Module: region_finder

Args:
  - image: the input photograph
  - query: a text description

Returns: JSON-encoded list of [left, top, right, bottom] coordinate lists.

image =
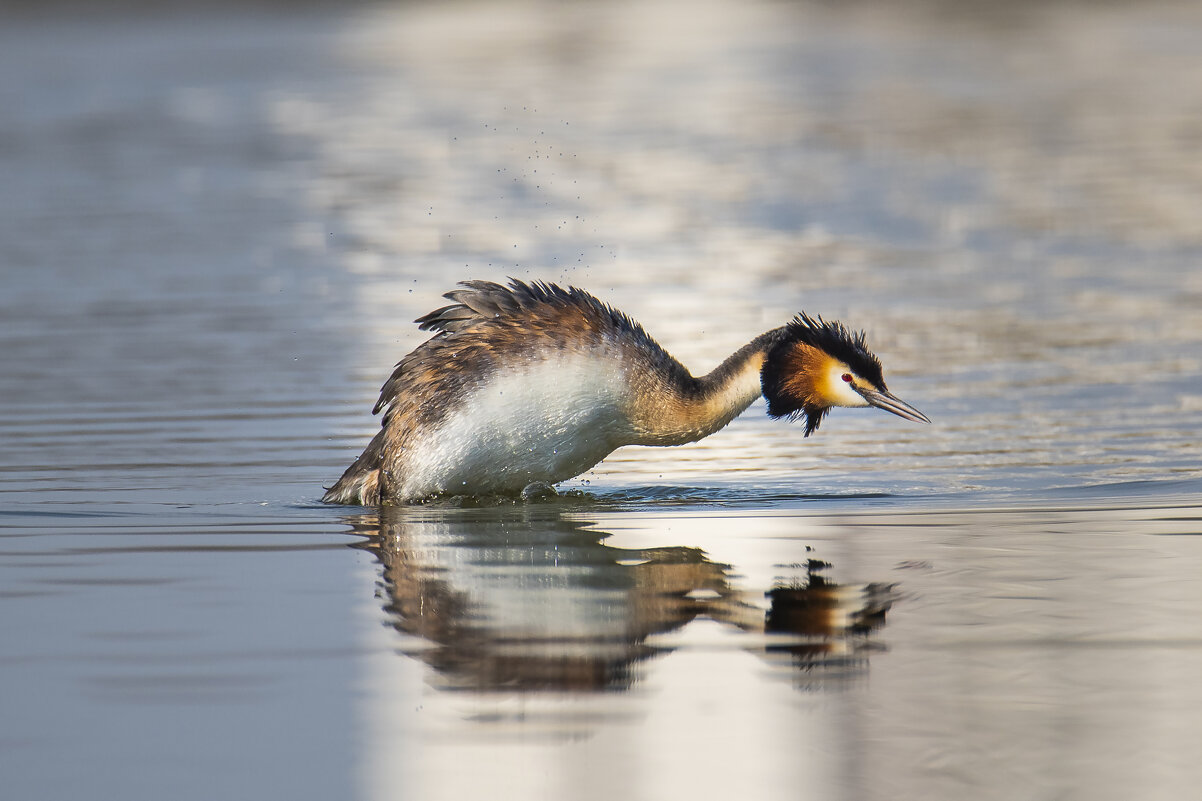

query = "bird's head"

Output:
[[761, 313, 930, 436]]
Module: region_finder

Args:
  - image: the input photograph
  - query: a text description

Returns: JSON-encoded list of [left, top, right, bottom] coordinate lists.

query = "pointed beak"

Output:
[[857, 387, 931, 424]]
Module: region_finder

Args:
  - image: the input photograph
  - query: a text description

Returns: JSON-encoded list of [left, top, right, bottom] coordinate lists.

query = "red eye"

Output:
[[841, 373, 853, 383]]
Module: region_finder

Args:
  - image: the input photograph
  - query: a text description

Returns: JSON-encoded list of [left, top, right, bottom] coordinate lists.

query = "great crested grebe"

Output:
[[323, 279, 929, 505]]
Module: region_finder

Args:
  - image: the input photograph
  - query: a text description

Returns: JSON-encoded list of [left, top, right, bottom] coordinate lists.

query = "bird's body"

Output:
[[323, 279, 927, 505]]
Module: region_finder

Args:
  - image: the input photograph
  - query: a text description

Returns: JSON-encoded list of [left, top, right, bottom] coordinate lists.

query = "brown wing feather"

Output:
[[377, 278, 661, 418]]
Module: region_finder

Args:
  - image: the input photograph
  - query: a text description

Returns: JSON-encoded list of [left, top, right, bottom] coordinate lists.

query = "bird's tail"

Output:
[[322, 429, 386, 505]]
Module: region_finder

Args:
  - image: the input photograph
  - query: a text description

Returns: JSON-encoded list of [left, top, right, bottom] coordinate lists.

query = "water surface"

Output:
[[2, 2, 1201, 800]]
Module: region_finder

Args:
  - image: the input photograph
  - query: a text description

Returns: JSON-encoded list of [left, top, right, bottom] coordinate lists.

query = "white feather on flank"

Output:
[[395, 356, 637, 499]]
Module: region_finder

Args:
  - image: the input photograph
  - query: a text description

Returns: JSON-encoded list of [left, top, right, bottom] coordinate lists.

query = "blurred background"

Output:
[[2, 1, 1201, 800], [4, 0, 1201, 501]]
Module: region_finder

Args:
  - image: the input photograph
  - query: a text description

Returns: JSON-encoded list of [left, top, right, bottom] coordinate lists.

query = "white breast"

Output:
[[396, 356, 635, 498]]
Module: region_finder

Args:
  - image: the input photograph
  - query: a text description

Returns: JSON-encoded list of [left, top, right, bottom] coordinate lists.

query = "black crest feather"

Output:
[[786, 313, 884, 388], [799, 406, 830, 437]]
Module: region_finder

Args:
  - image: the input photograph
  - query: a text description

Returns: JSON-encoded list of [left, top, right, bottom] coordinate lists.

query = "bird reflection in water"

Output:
[[764, 560, 894, 686], [347, 506, 894, 693]]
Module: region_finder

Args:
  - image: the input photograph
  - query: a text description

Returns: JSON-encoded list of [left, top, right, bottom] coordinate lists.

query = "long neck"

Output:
[[629, 328, 786, 446]]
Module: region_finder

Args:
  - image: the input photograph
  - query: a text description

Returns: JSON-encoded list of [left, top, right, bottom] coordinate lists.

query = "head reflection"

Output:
[[348, 506, 892, 692], [763, 559, 894, 684]]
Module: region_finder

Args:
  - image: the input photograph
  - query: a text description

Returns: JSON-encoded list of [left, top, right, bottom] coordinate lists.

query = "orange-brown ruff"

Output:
[[323, 279, 929, 505]]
